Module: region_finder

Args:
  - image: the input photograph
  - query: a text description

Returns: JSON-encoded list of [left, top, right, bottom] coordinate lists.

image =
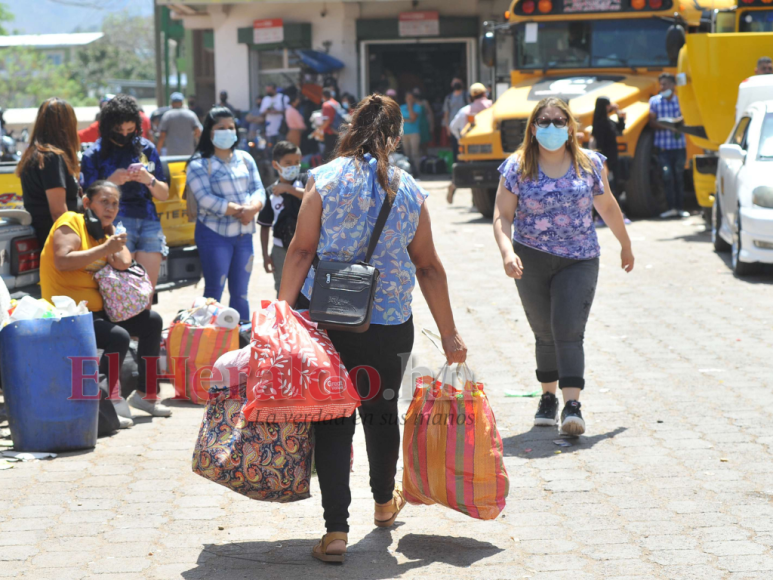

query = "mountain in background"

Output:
[[4, 0, 153, 35]]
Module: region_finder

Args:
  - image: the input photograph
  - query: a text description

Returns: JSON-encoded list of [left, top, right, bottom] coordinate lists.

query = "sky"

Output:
[[3, 0, 153, 35]]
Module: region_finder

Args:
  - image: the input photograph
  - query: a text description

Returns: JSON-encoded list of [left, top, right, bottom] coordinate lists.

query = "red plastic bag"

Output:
[[243, 300, 360, 423]]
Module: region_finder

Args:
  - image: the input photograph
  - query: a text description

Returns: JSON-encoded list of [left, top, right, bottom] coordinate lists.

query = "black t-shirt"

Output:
[[257, 173, 307, 243], [21, 152, 80, 221]]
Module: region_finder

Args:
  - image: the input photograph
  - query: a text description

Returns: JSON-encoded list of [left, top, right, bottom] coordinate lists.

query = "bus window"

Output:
[[715, 11, 736, 33], [739, 10, 773, 32], [514, 19, 670, 70]]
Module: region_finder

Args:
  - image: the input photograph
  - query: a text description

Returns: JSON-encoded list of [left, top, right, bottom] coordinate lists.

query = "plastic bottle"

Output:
[[114, 222, 126, 236]]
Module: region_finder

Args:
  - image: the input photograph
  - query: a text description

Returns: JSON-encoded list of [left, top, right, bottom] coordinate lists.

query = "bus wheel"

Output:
[[626, 129, 669, 218], [472, 187, 496, 219]]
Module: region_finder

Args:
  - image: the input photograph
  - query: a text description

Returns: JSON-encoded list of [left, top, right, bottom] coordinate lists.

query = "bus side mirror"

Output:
[[481, 31, 496, 68], [666, 25, 686, 63]]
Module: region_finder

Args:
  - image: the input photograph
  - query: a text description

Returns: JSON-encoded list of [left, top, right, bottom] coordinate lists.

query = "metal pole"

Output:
[[154, 2, 164, 108], [164, 29, 171, 104]]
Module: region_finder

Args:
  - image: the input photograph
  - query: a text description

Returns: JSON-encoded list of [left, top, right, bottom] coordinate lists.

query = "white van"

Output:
[[736, 75, 773, 123]]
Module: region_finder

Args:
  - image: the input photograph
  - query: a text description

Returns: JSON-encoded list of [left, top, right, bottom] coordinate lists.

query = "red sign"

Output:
[[399, 11, 440, 37], [253, 18, 283, 44]]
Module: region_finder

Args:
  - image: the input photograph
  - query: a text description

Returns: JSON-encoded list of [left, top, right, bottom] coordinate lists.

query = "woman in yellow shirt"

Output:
[[40, 181, 171, 424]]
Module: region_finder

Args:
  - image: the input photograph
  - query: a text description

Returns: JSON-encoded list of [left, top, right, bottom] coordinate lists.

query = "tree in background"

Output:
[[0, 1, 13, 36], [0, 47, 88, 107], [71, 10, 156, 97]]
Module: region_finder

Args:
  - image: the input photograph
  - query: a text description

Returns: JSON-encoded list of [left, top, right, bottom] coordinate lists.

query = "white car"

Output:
[[712, 100, 773, 276]]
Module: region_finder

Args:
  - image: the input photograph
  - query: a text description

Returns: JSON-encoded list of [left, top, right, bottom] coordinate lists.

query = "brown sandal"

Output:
[[312, 532, 347, 563], [374, 489, 406, 528]]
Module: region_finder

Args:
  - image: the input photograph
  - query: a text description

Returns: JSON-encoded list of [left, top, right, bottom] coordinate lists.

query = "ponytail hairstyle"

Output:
[[335, 93, 404, 201]]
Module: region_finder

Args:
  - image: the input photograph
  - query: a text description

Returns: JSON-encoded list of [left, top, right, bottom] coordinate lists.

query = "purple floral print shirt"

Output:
[[498, 149, 607, 260]]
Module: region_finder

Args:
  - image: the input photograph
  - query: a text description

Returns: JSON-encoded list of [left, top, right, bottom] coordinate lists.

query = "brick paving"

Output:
[[2, 181, 773, 579]]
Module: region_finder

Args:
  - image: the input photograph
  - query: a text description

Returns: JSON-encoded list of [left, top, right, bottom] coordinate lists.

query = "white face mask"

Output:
[[661, 89, 673, 99], [212, 129, 237, 150], [278, 164, 300, 181]]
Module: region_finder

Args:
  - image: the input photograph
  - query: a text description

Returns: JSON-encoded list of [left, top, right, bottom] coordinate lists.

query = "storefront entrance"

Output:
[[362, 40, 473, 102]]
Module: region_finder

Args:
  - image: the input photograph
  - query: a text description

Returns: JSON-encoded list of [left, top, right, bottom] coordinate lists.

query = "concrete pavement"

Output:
[[2, 180, 773, 579]]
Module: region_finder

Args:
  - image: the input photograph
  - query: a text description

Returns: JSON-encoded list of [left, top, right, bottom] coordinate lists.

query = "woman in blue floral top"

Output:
[[279, 94, 467, 563], [493, 97, 634, 437]]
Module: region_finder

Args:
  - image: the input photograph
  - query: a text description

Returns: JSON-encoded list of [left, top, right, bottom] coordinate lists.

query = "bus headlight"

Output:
[[752, 186, 773, 209]]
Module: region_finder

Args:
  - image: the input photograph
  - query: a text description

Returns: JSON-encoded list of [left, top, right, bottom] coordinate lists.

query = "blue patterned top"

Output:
[[498, 149, 606, 260], [300, 155, 429, 325]]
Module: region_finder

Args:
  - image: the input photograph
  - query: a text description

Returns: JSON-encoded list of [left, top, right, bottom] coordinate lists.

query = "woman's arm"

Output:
[[52, 226, 127, 272], [407, 203, 467, 364], [277, 178, 321, 306], [593, 166, 634, 273], [492, 177, 523, 279], [132, 167, 169, 201], [45, 188, 68, 223], [239, 154, 266, 225]]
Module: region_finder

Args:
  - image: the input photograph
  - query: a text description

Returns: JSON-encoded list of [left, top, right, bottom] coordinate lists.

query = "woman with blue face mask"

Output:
[[492, 97, 634, 437], [186, 106, 266, 320]]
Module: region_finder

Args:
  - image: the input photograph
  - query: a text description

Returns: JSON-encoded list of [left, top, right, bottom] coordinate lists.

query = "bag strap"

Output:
[[363, 170, 396, 264], [312, 164, 400, 268]]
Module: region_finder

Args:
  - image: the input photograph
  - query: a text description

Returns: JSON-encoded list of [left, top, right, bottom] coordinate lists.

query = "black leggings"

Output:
[[513, 241, 599, 390], [93, 309, 163, 398], [297, 295, 415, 533]]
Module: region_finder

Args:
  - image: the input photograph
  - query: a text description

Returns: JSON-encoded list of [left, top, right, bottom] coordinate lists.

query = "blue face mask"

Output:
[[661, 89, 673, 99], [535, 125, 569, 151], [212, 129, 237, 150]]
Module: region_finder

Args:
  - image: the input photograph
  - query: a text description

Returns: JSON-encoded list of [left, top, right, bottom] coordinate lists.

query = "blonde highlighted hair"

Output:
[[516, 97, 594, 182]]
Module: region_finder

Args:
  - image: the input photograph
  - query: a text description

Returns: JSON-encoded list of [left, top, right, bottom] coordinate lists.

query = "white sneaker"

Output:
[[127, 391, 172, 418], [118, 416, 134, 429], [112, 396, 133, 419], [678, 210, 690, 218], [659, 208, 678, 219]]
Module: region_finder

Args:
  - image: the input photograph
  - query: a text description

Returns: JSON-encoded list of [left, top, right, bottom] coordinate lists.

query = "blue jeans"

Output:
[[194, 222, 254, 321], [658, 148, 686, 211]]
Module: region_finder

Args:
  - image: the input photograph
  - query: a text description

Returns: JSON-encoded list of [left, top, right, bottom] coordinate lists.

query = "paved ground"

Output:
[[2, 180, 773, 579]]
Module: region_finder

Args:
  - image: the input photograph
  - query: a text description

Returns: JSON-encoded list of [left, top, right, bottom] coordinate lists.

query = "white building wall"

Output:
[[178, 0, 515, 110]]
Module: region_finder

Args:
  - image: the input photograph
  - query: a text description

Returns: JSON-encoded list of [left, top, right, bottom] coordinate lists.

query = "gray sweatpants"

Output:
[[513, 241, 599, 390]]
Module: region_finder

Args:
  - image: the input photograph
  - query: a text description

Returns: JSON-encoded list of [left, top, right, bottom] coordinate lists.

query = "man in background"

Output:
[[259, 84, 290, 147], [187, 95, 204, 122], [755, 56, 773, 75], [649, 73, 689, 219], [320, 88, 341, 163], [156, 92, 202, 156]]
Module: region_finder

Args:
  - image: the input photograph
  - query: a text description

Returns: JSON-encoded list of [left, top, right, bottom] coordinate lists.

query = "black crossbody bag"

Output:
[[308, 169, 399, 333]]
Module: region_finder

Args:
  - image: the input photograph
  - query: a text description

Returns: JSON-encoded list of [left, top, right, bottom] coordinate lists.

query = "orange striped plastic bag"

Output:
[[165, 322, 240, 404], [402, 364, 509, 520]]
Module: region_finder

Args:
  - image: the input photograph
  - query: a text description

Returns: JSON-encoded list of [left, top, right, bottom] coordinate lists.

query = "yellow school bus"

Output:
[[671, 1, 773, 216], [454, 0, 733, 218]]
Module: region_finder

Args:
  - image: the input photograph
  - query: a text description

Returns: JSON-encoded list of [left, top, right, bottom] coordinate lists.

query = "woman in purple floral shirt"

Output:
[[493, 97, 634, 436]]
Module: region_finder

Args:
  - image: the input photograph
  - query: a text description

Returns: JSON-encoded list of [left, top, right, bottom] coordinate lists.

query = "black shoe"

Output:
[[560, 400, 585, 436], [534, 392, 559, 426]]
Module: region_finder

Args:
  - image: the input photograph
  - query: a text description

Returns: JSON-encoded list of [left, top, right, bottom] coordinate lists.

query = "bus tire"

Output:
[[472, 187, 496, 219], [626, 129, 669, 218]]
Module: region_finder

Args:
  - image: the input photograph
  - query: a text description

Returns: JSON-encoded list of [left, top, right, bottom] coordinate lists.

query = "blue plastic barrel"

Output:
[[0, 313, 99, 452]]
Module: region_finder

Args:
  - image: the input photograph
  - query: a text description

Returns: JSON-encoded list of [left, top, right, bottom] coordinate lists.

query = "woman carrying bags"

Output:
[[279, 93, 467, 564], [493, 97, 634, 436], [18, 98, 82, 248], [81, 94, 170, 298], [186, 107, 265, 321]]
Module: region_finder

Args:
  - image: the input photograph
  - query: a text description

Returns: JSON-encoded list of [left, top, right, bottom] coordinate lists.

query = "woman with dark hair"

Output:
[[592, 96, 626, 198], [81, 94, 170, 298], [18, 98, 81, 247], [186, 106, 265, 320], [278, 93, 467, 563], [40, 180, 169, 423], [493, 97, 633, 437]]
